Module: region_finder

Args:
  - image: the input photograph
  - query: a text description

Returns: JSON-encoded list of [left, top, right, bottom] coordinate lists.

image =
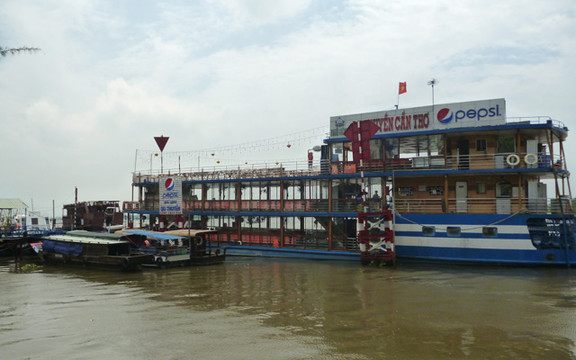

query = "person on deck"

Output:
[[372, 191, 381, 210]]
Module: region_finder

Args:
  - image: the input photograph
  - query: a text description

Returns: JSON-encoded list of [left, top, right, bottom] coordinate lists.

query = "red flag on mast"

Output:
[[398, 82, 407, 95]]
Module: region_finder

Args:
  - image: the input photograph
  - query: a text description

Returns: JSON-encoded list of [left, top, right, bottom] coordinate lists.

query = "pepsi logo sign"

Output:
[[436, 104, 502, 124], [436, 108, 453, 124], [164, 177, 175, 191]]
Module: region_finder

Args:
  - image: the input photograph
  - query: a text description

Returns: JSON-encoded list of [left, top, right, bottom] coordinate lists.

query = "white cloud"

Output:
[[208, 0, 312, 26], [1, 0, 575, 214]]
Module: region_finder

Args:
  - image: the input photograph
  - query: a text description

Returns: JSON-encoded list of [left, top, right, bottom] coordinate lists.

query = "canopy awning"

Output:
[[122, 230, 185, 240], [0, 199, 28, 210]]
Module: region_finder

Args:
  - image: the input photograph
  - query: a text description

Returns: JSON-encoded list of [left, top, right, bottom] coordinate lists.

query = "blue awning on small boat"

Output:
[[42, 239, 83, 256], [123, 230, 185, 240]]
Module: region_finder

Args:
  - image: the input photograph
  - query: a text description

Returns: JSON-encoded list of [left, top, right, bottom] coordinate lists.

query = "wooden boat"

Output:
[[122, 229, 226, 268], [34, 230, 154, 271], [62, 200, 123, 231]]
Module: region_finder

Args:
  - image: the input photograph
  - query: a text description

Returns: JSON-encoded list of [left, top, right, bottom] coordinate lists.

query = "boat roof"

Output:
[[164, 229, 217, 237], [121, 230, 185, 240], [0, 199, 28, 209], [45, 233, 130, 245], [66, 230, 137, 240], [325, 119, 568, 145], [119, 229, 216, 240]]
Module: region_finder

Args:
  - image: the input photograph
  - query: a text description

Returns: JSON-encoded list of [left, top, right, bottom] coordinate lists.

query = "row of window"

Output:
[[397, 182, 511, 197], [422, 226, 498, 237]]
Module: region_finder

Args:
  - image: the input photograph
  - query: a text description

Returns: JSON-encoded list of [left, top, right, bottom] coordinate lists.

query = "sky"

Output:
[[1, 0, 575, 217]]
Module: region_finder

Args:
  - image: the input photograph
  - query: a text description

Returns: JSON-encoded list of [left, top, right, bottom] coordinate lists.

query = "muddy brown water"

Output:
[[1, 257, 576, 359]]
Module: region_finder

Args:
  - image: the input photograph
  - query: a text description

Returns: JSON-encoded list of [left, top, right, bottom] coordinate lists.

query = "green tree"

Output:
[[0, 46, 41, 57]]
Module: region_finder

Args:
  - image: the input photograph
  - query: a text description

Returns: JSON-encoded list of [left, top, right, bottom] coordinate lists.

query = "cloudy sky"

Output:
[[1, 0, 575, 216]]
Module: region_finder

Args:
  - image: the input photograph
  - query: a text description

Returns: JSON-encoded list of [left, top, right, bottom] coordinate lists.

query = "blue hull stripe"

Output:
[[396, 231, 531, 240], [395, 245, 576, 265], [394, 212, 568, 225]]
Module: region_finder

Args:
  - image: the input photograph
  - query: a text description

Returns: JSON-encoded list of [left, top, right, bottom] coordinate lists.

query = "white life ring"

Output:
[[524, 153, 538, 165], [506, 154, 520, 166], [194, 236, 203, 246]]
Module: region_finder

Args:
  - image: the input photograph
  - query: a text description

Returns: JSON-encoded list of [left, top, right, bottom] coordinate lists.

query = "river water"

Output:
[[1, 256, 576, 360]]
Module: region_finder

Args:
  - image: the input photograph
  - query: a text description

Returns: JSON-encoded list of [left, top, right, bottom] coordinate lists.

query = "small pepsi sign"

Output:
[[159, 176, 182, 215]]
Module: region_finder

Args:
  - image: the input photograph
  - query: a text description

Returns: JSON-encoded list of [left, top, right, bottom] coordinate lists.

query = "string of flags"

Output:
[[135, 126, 328, 171]]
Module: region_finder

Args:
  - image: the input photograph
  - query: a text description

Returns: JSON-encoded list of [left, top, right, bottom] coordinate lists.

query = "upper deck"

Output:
[[132, 151, 565, 185], [133, 97, 568, 184], [326, 98, 567, 141], [129, 99, 571, 217]]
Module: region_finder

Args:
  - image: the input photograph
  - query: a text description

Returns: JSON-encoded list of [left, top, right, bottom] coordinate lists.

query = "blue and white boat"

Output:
[[122, 229, 226, 268], [1, 198, 53, 237], [126, 98, 575, 266]]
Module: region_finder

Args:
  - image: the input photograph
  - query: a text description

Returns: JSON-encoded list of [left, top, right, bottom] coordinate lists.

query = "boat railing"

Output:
[[0, 226, 54, 238], [332, 152, 563, 173], [180, 199, 331, 213], [133, 149, 564, 183], [393, 197, 572, 215], [213, 228, 331, 248], [140, 196, 572, 215], [506, 116, 567, 129], [143, 199, 331, 213], [133, 159, 331, 183]]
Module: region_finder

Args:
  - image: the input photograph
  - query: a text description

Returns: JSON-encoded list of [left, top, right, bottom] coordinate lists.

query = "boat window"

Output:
[[496, 181, 512, 198], [497, 136, 515, 153], [447, 226, 461, 237], [397, 187, 413, 196], [482, 227, 497, 237], [428, 186, 444, 195], [476, 182, 486, 194], [476, 139, 487, 152], [385, 138, 399, 158], [417, 136, 428, 156], [369, 139, 382, 159], [430, 135, 444, 155], [527, 218, 576, 250], [422, 226, 435, 236]]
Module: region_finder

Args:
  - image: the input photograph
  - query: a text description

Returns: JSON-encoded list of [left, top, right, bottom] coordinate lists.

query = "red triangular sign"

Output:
[[154, 136, 169, 152]]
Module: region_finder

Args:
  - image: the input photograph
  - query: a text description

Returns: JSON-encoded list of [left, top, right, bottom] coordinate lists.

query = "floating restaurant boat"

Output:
[[126, 98, 575, 266], [33, 230, 154, 271], [122, 229, 226, 268]]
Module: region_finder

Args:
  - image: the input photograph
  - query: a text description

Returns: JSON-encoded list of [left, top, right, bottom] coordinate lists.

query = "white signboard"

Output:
[[330, 98, 506, 138], [159, 176, 183, 215]]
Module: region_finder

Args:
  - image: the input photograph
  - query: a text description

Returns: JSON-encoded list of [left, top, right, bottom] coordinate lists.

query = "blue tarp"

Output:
[[42, 240, 83, 256]]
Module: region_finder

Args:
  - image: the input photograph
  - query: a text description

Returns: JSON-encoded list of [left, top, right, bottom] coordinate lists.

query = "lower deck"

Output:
[[129, 211, 576, 266]]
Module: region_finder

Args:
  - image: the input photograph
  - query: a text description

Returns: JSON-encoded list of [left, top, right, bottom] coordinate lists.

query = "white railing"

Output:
[[133, 159, 332, 183], [394, 197, 572, 215], [134, 197, 572, 215], [133, 151, 564, 183]]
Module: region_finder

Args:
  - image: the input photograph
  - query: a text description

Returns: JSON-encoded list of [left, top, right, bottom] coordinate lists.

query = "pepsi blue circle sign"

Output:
[[164, 177, 175, 191], [159, 176, 182, 214]]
